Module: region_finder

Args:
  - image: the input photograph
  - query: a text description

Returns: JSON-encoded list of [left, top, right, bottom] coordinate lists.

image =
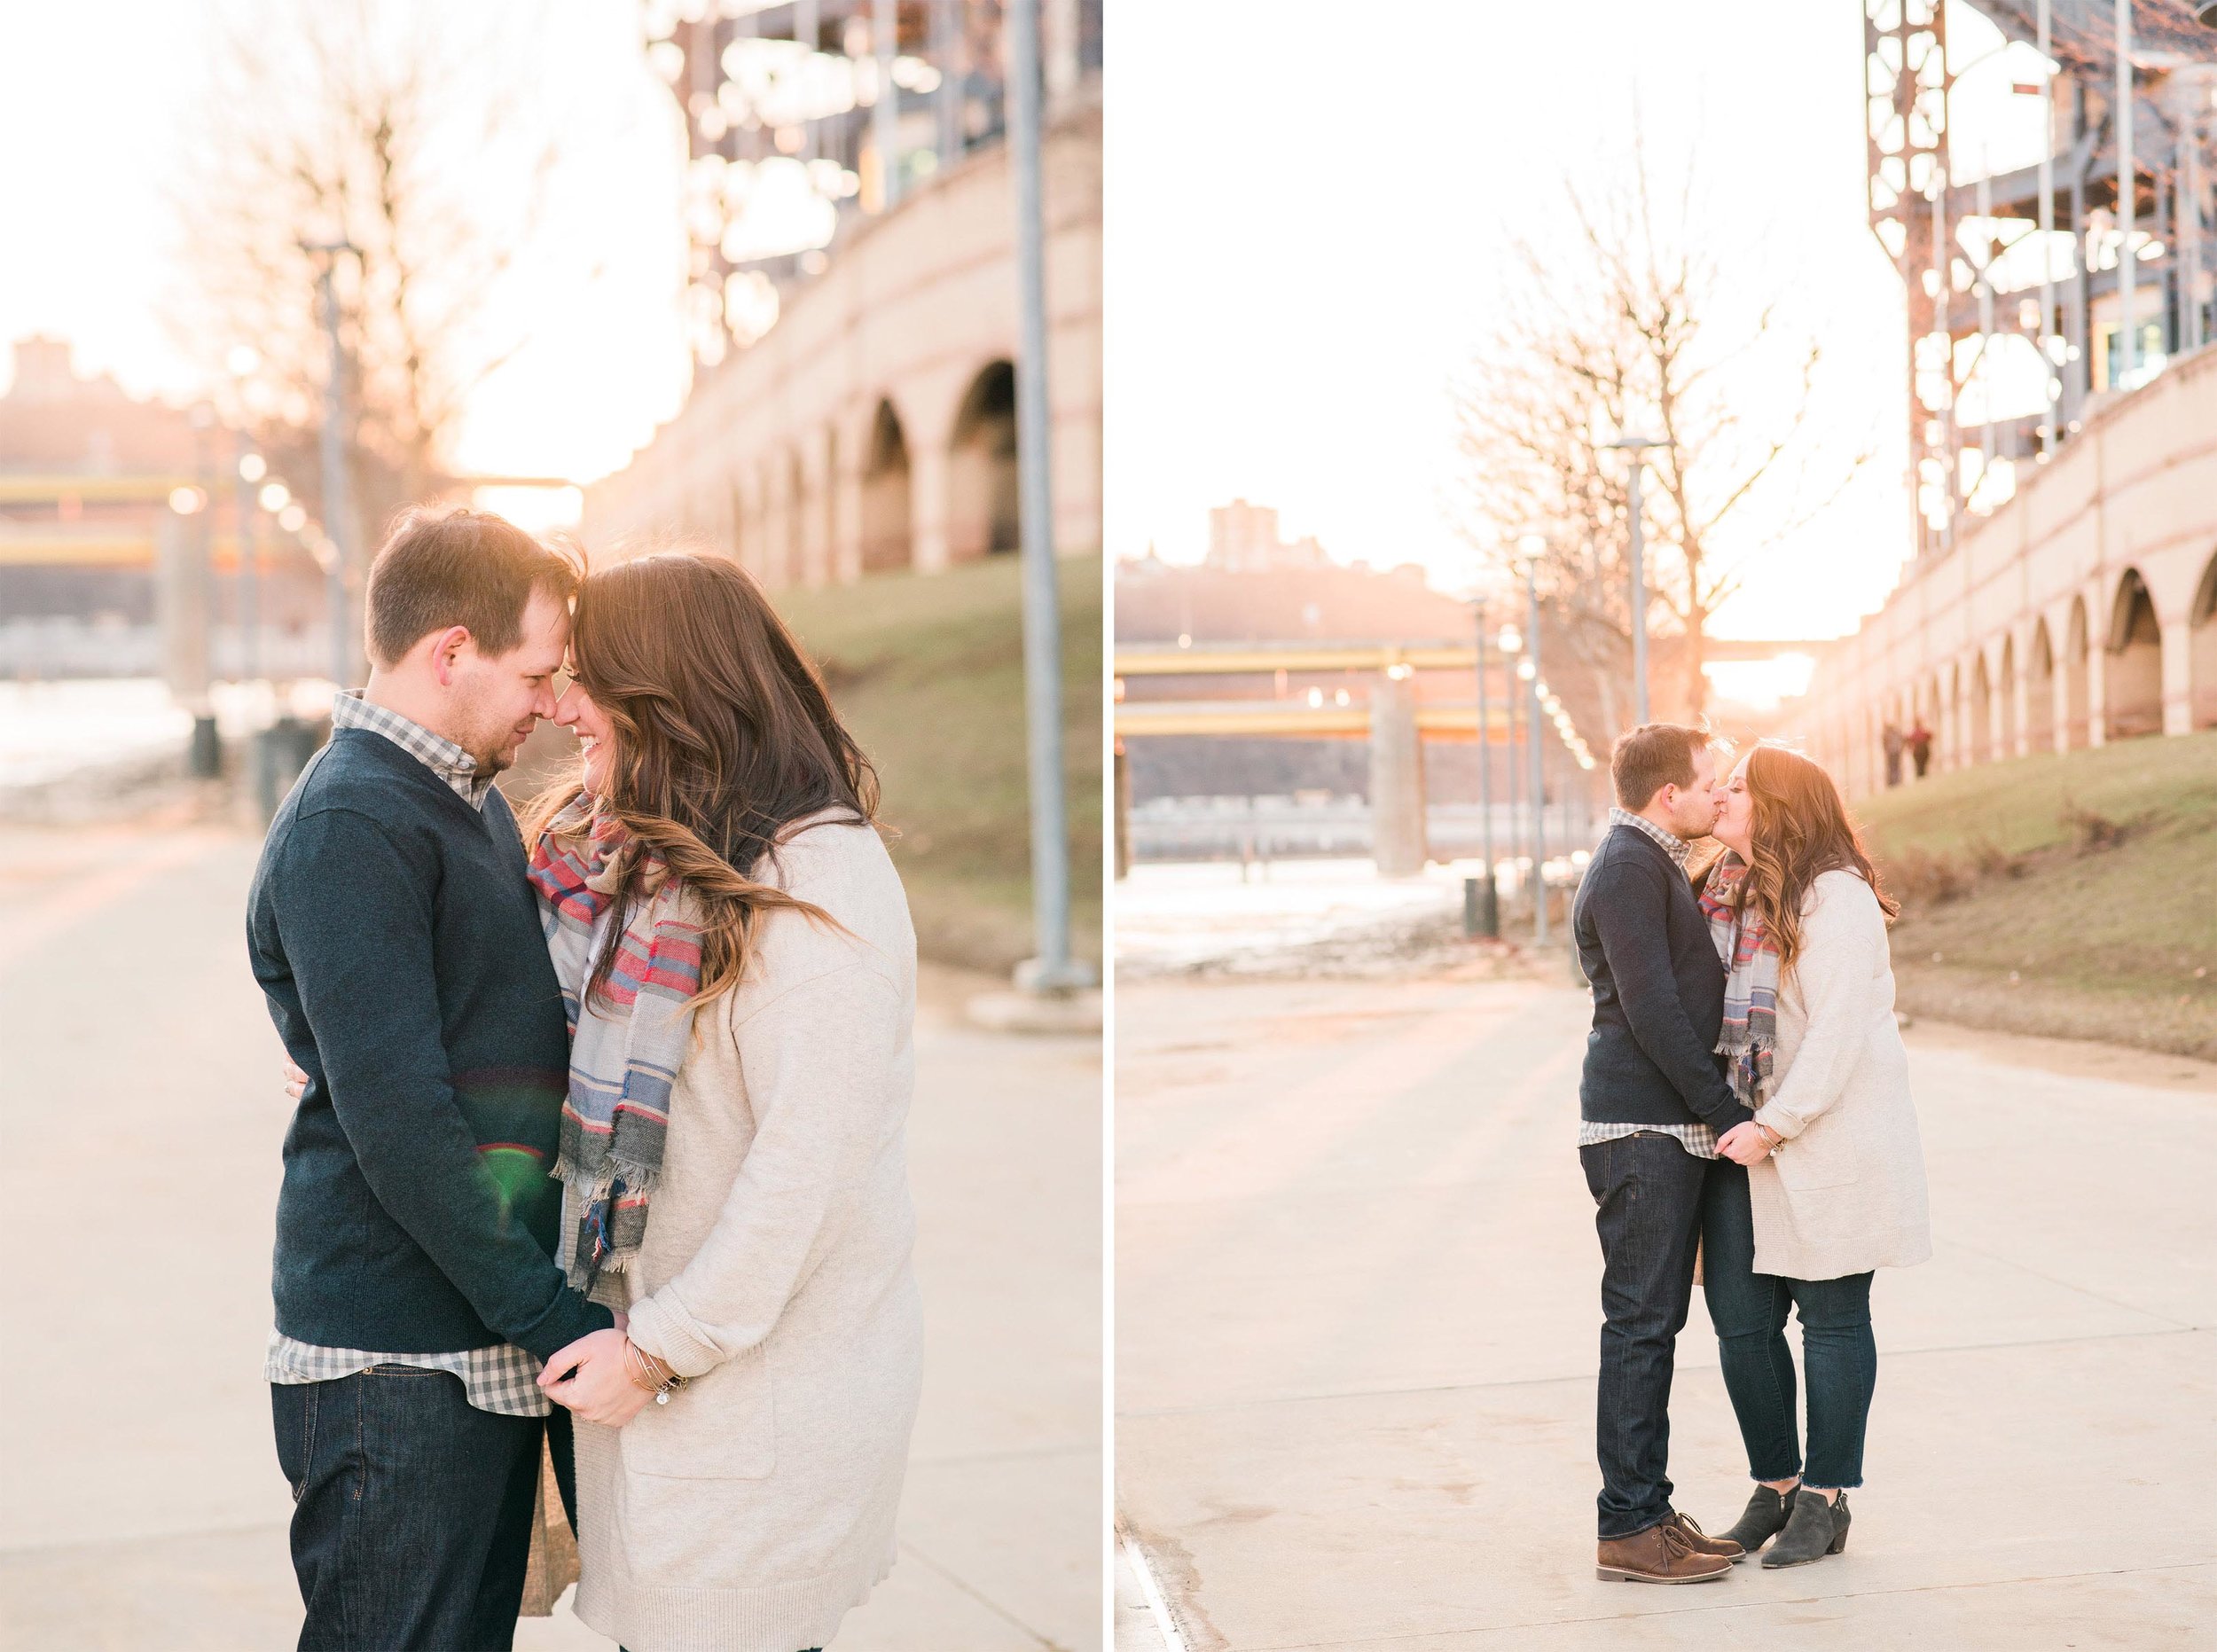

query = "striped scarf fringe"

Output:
[[527, 796, 705, 1307], [1698, 851, 1779, 1111]]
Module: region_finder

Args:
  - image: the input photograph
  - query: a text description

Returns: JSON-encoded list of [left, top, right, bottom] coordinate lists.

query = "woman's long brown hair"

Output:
[[523, 551, 879, 1008], [1727, 745, 1900, 976]]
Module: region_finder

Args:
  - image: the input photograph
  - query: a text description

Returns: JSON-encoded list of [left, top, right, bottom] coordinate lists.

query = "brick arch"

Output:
[[1970, 650, 1994, 764], [946, 358, 1020, 561], [2192, 547, 2217, 731], [2064, 595, 2091, 748], [859, 398, 913, 574], [2104, 567, 2165, 740], [2025, 616, 2056, 750]]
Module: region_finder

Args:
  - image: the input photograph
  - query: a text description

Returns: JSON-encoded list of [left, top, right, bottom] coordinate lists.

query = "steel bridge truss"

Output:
[[1868, 0, 2217, 566]]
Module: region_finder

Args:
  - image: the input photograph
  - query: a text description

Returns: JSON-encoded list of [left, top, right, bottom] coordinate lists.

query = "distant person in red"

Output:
[[1906, 722, 1933, 779]]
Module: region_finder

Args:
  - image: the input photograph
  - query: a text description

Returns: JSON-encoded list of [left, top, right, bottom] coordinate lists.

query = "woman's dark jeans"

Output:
[[1699, 1158, 1876, 1490]]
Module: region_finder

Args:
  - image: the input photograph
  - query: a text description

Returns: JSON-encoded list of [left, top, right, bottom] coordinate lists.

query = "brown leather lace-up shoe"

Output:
[[1667, 1511, 1745, 1562], [1594, 1518, 1735, 1584]]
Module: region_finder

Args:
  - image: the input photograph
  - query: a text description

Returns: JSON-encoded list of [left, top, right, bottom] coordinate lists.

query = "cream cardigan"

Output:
[[570, 817, 923, 1652], [1748, 870, 1933, 1281]]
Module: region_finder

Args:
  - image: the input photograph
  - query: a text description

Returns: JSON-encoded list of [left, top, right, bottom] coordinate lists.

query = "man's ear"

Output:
[[428, 625, 472, 689]]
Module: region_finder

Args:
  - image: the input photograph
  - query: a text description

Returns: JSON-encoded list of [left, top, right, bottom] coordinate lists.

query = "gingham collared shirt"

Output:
[[328, 689, 496, 810], [265, 692, 549, 1416], [1575, 808, 1720, 1162]]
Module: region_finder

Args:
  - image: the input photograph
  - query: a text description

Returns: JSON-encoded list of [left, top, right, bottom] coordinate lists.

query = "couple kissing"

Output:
[[1571, 724, 1932, 1584]]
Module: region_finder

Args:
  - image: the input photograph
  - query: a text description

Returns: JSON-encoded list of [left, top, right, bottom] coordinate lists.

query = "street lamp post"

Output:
[[1006, 0, 1089, 993], [1472, 599, 1499, 936], [235, 432, 260, 688], [2039, 0, 2059, 445], [873, 0, 899, 209], [302, 239, 361, 689], [1604, 435, 1663, 726], [1518, 534, 1549, 945], [2118, 0, 2136, 389], [1500, 622, 1524, 896]]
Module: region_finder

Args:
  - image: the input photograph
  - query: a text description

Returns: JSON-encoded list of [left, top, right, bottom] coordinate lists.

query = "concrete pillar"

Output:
[[756, 465, 784, 591], [2087, 635, 2109, 748], [905, 396, 958, 576], [799, 432, 834, 589], [155, 505, 211, 714], [909, 442, 946, 573], [1043, 0, 1083, 98], [2009, 635, 2033, 756], [739, 469, 770, 587], [2160, 615, 2194, 734], [1113, 740, 1131, 880], [831, 450, 865, 584], [1369, 674, 1427, 878]]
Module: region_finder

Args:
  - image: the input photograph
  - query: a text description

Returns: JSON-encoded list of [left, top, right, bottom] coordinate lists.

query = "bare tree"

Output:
[[1453, 137, 1866, 724], [162, 2, 569, 540]]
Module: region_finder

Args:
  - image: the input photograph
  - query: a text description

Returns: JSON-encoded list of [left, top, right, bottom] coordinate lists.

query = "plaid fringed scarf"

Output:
[[1698, 852, 1780, 1111], [526, 797, 704, 1307]]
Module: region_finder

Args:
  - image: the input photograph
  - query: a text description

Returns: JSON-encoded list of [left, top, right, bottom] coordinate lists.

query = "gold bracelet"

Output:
[[623, 1339, 660, 1394], [623, 1337, 688, 1403]]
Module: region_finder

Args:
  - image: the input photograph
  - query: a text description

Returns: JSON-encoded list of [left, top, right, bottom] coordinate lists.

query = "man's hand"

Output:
[[537, 1327, 654, 1428], [1717, 1122, 1773, 1165], [282, 1057, 309, 1101]]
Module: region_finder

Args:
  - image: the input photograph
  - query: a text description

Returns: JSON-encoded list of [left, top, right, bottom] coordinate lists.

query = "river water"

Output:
[[0, 678, 336, 789]]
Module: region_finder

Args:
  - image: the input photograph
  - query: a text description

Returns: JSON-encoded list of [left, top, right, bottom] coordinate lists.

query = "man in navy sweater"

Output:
[[1570, 724, 1761, 1585], [248, 509, 609, 1650]]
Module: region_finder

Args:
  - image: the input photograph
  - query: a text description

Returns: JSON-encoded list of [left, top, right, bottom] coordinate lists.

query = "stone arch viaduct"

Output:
[[1800, 347, 2217, 796], [581, 100, 1101, 584]]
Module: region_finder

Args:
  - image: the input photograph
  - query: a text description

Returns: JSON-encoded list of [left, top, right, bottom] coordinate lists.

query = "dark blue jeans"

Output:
[[272, 1367, 544, 1652], [1700, 1159, 1877, 1489], [1579, 1131, 1713, 1539]]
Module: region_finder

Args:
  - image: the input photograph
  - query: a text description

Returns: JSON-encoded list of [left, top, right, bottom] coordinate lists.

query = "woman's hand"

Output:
[[1716, 1121, 1774, 1165], [537, 1327, 655, 1428], [282, 1058, 308, 1101]]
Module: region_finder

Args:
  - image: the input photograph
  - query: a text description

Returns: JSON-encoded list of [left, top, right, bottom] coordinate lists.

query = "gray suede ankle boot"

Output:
[[1719, 1484, 1796, 1554], [1759, 1488, 1851, 1568]]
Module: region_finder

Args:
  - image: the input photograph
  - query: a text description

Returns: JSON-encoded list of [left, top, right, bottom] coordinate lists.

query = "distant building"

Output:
[[1204, 499, 1331, 574], [582, 3, 1101, 583], [0, 336, 322, 677]]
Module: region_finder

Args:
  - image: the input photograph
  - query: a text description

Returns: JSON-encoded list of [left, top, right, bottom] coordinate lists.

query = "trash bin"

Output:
[[188, 715, 222, 779], [254, 716, 327, 823]]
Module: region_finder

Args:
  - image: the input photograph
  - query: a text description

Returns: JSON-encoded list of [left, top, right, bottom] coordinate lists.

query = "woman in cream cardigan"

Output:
[[528, 552, 921, 1652], [1696, 744, 1931, 1571]]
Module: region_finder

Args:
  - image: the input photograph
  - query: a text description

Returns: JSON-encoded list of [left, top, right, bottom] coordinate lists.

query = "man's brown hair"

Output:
[[1610, 722, 1713, 810], [364, 506, 582, 669]]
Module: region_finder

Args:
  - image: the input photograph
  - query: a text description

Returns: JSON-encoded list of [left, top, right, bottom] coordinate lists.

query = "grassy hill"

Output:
[[772, 553, 1102, 975], [1850, 732, 2217, 1060]]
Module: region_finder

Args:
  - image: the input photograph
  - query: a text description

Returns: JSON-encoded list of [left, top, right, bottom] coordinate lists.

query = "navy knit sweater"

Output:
[[1570, 822, 1753, 1134], [247, 728, 612, 1363]]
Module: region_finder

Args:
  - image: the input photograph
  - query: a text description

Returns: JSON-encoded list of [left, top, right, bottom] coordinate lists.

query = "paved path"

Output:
[[0, 823, 1101, 1651], [1116, 972, 2217, 1650]]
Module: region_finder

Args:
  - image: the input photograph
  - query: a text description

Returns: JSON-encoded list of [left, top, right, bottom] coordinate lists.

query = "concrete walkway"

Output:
[[1116, 972, 2217, 1650], [0, 822, 1100, 1651]]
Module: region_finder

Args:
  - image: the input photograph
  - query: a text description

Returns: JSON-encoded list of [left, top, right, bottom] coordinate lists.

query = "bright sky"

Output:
[[6, 0, 2049, 603], [1105, 0, 2038, 643], [0, 0, 693, 505]]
